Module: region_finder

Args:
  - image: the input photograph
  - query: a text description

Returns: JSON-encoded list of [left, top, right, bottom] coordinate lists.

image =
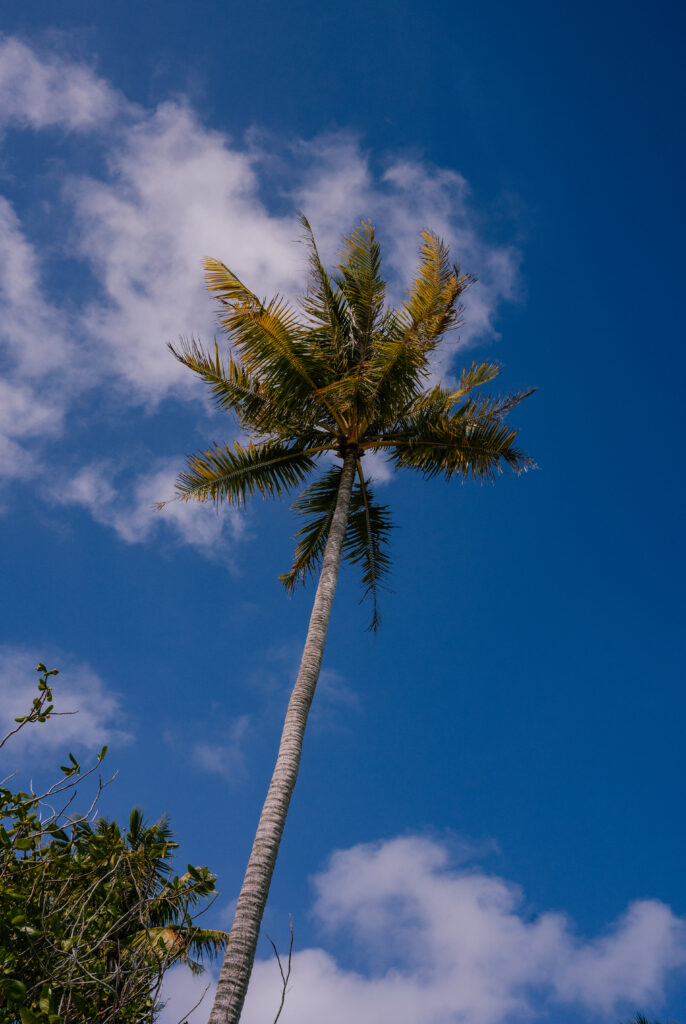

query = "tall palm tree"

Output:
[[165, 218, 534, 1023]]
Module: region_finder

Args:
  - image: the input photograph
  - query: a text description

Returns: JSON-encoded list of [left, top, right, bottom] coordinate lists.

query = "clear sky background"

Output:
[[1, 2, 685, 1022]]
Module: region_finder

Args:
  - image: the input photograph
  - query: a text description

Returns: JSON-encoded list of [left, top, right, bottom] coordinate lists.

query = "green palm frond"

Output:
[[203, 258, 262, 307], [333, 221, 386, 363], [380, 410, 534, 481], [453, 360, 502, 396], [279, 463, 392, 630], [399, 230, 474, 347], [396, 380, 534, 430], [299, 214, 350, 366], [279, 468, 341, 592], [362, 234, 475, 419], [169, 337, 318, 436], [171, 439, 325, 505], [344, 463, 393, 631], [204, 259, 344, 429]]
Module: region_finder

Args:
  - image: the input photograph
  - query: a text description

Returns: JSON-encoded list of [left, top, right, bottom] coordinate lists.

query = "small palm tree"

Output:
[[166, 218, 534, 1023]]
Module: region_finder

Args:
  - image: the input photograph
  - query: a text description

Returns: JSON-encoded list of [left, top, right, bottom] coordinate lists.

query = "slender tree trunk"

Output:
[[208, 449, 357, 1024]]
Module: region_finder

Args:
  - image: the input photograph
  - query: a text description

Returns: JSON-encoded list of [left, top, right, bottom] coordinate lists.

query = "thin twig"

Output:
[[174, 982, 210, 1024], [267, 915, 294, 1024]]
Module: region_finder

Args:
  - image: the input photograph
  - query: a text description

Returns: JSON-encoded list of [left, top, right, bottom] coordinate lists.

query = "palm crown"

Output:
[[167, 217, 534, 629]]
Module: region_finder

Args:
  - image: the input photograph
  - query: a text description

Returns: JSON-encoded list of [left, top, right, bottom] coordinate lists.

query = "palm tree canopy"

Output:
[[166, 218, 534, 629]]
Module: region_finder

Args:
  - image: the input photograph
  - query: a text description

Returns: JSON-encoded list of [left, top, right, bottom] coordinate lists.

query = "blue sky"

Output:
[[0, 2, 685, 1022]]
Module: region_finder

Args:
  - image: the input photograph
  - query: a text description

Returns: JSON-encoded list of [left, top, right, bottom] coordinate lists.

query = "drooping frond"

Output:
[[279, 467, 341, 592], [343, 463, 393, 631], [279, 462, 393, 630], [169, 439, 325, 506]]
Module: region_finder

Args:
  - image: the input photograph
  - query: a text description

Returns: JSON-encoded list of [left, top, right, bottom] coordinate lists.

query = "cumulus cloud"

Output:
[[159, 835, 686, 1024], [241, 835, 685, 1024], [0, 35, 521, 546], [0, 645, 130, 760]]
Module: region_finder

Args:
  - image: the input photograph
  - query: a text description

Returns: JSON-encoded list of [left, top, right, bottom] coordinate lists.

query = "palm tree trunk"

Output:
[[208, 449, 357, 1024]]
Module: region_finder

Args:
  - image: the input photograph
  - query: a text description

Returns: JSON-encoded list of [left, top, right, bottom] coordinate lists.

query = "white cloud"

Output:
[[0, 645, 130, 760], [0, 197, 70, 480], [48, 457, 243, 556], [164, 835, 685, 1024], [69, 102, 300, 405], [0, 36, 120, 131], [158, 967, 216, 1024]]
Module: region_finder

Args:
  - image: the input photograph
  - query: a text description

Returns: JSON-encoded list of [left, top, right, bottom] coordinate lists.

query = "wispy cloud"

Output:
[[169, 647, 358, 784], [0, 645, 131, 761], [190, 715, 253, 780], [47, 457, 243, 557]]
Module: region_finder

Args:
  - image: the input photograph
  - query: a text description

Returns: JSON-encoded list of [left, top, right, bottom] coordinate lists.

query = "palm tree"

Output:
[[166, 218, 534, 1023], [625, 1016, 673, 1024]]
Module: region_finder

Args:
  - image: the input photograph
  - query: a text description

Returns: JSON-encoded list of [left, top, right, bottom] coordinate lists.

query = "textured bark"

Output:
[[208, 450, 357, 1024]]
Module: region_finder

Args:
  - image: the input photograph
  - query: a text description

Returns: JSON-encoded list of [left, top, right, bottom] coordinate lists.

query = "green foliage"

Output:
[[167, 219, 535, 628], [0, 665, 227, 1024]]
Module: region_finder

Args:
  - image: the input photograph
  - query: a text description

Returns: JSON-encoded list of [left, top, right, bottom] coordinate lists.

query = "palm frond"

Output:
[[453, 361, 502, 396], [333, 221, 386, 363], [169, 337, 325, 437], [362, 234, 474, 417], [299, 214, 350, 365], [129, 925, 227, 962], [344, 462, 393, 631], [170, 439, 325, 506], [378, 409, 535, 482], [182, 927, 229, 960], [399, 230, 474, 347], [205, 259, 345, 429], [203, 258, 262, 306], [279, 463, 393, 629], [480, 387, 537, 420], [279, 467, 341, 591]]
